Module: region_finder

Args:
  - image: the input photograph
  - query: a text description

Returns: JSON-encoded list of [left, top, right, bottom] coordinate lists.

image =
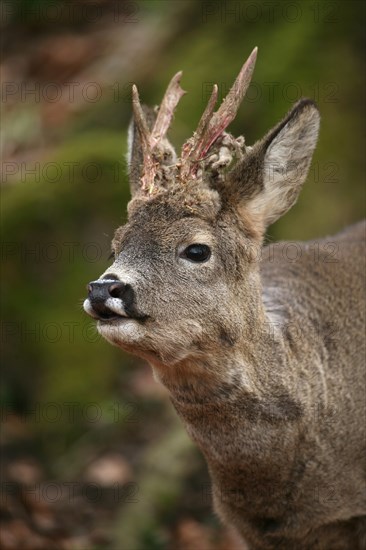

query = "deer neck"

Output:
[[151, 279, 293, 409], [148, 281, 303, 497]]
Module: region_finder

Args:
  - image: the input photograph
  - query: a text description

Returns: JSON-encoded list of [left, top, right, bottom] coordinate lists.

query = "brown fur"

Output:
[[85, 89, 366, 549]]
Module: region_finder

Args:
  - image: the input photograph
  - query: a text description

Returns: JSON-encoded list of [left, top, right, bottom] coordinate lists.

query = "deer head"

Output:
[[83, 48, 320, 370]]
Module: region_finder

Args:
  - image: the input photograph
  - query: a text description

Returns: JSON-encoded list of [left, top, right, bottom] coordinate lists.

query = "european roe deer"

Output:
[[83, 48, 366, 549]]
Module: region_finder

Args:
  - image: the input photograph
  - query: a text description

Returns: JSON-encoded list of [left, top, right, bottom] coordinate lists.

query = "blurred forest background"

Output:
[[1, 0, 365, 548]]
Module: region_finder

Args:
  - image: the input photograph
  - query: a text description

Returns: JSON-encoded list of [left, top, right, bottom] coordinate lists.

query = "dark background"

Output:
[[1, 1, 365, 548]]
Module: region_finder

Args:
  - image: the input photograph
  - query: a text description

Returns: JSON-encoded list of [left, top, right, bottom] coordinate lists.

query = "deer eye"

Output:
[[181, 244, 211, 263]]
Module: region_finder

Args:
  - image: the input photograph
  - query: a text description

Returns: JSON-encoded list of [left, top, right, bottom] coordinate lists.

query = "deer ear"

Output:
[[228, 99, 320, 232]]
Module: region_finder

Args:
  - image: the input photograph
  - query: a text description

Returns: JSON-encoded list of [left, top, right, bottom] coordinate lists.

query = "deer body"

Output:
[[84, 49, 366, 549]]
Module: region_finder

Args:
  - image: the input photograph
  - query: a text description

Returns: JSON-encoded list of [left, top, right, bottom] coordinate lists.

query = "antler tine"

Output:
[[131, 85, 156, 191], [194, 83, 219, 141], [150, 71, 186, 149], [181, 47, 258, 176], [132, 84, 151, 150], [180, 83, 218, 179], [181, 84, 218, 161], [202, 47, 257, 158]]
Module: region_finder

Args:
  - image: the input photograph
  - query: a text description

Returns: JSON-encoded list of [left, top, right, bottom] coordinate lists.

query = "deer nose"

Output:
[[87, 280, 127, 301], [86, 278, 133, 320]]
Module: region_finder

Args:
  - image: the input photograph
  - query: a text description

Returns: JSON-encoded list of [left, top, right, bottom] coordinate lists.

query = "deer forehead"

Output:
[[112, 193, 224, 253], [112, 217, 218, 255]]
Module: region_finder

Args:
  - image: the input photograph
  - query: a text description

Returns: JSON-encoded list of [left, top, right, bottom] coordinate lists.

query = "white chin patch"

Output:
[[97, 317, 143, 347]]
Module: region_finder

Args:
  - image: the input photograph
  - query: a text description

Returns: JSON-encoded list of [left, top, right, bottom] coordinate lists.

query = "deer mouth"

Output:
[[98, 313, 149, 324], [97, 311, 125, 322], [84, 297, 148, 323], [84, 298, 121, 321]]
